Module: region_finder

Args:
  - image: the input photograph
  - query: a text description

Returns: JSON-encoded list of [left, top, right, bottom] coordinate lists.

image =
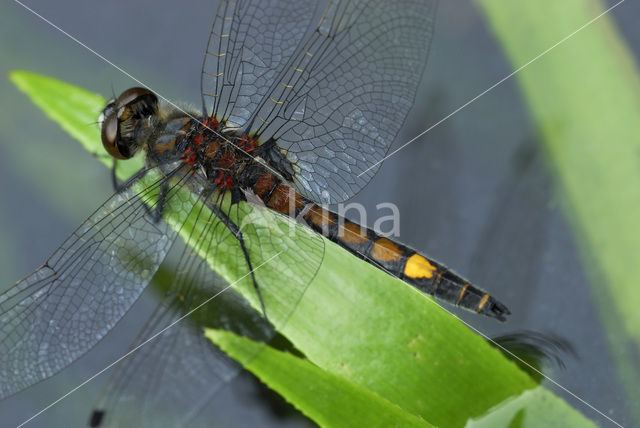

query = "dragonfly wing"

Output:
[[0, 169, 196, 399], [203, 0, 436, 203]]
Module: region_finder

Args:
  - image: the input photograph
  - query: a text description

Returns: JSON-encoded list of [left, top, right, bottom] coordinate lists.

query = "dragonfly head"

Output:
[[99, 87, 158, 159]]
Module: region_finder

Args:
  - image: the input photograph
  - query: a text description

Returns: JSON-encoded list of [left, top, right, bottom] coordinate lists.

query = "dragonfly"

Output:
[[1, 0, 511, 426]]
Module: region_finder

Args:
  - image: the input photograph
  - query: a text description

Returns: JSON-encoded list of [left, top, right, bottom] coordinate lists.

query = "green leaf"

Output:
[[9, 70, 104, 153], [477, 0, 640, 424], [207, 329, 434, 428], [9, 69, 598, 428]]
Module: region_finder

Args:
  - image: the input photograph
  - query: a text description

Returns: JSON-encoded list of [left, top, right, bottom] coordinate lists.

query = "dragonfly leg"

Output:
[[209, 204, 268, 321], [111, 165, 166, 223], [150, 180, 168, 223], [110, 159, 119, 191], [112, 164, 149, 193]]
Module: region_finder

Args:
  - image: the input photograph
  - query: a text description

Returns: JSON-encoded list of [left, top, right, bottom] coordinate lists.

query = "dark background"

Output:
[[0, 1, 638, 427]]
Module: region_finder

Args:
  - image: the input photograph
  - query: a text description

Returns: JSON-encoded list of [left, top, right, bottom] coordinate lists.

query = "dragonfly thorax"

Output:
[[178, 119, 275, 194]]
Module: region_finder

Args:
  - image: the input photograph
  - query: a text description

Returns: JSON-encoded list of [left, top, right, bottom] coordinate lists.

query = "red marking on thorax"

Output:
[[215, 172, 233, 189], [203, 117, 219, 129], [213, 149, 237, 190], [182, 147, 197, 165], [239, 134, 257, 154]]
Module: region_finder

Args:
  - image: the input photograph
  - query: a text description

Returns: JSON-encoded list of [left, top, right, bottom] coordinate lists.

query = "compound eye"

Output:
[[98, 101, 115, 127], [116, 87, 157, 112], [101, 112, 130, 159]]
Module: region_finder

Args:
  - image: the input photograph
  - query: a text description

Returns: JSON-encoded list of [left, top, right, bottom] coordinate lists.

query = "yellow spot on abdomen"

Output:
[[404, 254, 437, 279]]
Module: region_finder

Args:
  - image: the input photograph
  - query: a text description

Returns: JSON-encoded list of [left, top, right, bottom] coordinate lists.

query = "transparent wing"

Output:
[[201, 0, 318, 125], [0, 168, 197, 399], [90, 187, 324, 426], [202, 0, 437, 203]]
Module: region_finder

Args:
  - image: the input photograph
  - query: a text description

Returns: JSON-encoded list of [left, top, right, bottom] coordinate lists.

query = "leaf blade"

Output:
[[207, 329, 435, 428]]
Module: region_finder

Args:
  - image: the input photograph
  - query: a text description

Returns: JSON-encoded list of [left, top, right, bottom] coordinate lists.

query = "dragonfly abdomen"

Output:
[[250, 175, 510, 321]]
